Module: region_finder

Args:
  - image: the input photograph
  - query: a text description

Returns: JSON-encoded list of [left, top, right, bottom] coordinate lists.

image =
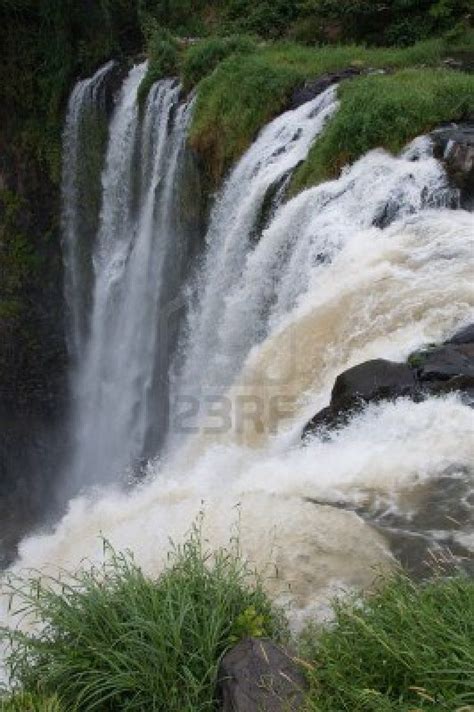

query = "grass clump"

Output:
[[301, 573, 474, 711], [182, 35, 257, 91], [0, 692, 62, 711], [292, 67, 474, 192], [138, 25, 180, 106], [188, 34, 473, 183], [1, 528, 285, 712]]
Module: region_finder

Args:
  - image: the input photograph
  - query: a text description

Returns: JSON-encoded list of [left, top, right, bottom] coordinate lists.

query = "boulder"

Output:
[[448, 323, 474, 345], [331, 359, 417, 410], [431, 124, 474, 209], [218, 638, 306, 712], [415, 343, 474, 383], [303, 330, 474, 439], [303, 359, 417, 436]]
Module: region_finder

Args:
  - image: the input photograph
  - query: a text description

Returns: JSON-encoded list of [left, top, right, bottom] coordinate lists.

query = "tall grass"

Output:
[[182, 35, 257, 92], [1, 540, 473, 711], [0, 692, 62, 711], [1, 529, 285, 712], [188, 33, 473, 183], [301, 573, 474, 711], [291, 68, 474, 192]]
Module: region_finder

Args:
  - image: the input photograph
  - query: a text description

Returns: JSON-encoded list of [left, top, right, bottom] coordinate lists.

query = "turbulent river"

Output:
[[1, 62, 473, 662]]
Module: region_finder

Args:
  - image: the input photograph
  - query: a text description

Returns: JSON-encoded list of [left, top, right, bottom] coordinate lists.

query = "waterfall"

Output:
[[172, 86, 339, 418], [62, 60, 115, 360], [1, 66, 473, 658], [63, 65, 197, 493]]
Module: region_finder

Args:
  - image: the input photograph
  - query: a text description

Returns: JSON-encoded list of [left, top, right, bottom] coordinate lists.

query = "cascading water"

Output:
[[63, 65, 198, 493], [62, 60, 116, 360], [1, 65, 473, 666], [171, 86, 339, 421]]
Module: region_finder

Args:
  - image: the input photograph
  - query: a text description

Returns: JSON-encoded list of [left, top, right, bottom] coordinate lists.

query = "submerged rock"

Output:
[[218, 638, 306, 712], [303, 324, 474, 438]]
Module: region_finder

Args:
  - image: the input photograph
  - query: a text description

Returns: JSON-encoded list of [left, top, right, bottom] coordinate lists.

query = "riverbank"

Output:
[[1, 531, 473, 711]]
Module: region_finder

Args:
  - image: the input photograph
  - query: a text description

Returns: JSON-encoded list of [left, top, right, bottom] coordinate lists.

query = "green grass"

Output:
[[0, 692, 62, 711], [1, 528, 285, 712], [187, 33, 474, 183], [1, 535, 473, 711], [181, 35, 257, 92], [301, 573, 474, 711], [292, 67, 474, 192]]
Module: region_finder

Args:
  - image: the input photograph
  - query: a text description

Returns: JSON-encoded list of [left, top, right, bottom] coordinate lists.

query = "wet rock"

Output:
[[303, 359, 416, 436], [415, 344, 474, 383], [431, 124, 474, 209], [448, 323, 474, 345], [332, 359, 416, 409], [303, 329, 474, 439], [290, 68, 361, 109], [218, 638, 306, 712]]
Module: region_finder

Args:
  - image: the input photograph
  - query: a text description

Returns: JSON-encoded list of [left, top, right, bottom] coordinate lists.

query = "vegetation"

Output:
[[133, 0, 473, 45], [187, 35, 473, 183], [182, 35, 257, 91], [301, 573, 474, 711], [1, 534, 473, 711], [1, 530, 285, 712], [138, 25, 180, 106], [292, 67, 474, 192], [0, 692, 62, 712], [0, 1, 142, 181]]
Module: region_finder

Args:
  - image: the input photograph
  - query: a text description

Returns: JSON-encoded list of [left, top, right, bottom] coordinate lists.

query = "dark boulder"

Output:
[[431, 124, 474, 209], [290, 67, 361, 109], [331, 359, 417, 410], [415, 344, 474, 383], [218, 638, 306, 712], [303, 329, 474, 439], [303, 359, 417, 436], [448, 323, 474, 345]]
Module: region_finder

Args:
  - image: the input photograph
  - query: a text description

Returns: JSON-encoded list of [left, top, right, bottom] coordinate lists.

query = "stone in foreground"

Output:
[[218, 637, 306, 711]]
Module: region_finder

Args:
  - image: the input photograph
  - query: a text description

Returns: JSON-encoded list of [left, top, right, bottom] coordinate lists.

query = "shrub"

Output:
[[220, 0, 300, 38], [296, 0, 473, 46], [291, 68, 474, 192], [1, 528, 285, 712], [301, 573, 474, 711]]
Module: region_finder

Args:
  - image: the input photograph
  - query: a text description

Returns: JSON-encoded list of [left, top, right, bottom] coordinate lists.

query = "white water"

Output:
[[64, 67, 195, 491], [1, 70, 474, 673], [62, 60, 115, 359], [171, 86, 339, 416]]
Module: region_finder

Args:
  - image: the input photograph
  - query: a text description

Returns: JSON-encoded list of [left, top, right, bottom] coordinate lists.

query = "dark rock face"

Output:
[[290, 67, 361, 109], [218, 638, 306, 712], [303, 324, 474, 438], [431, 124, 474, 209], [0, 130, 67, 566]]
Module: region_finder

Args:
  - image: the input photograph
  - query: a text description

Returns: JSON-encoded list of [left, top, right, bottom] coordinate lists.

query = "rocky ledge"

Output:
[[303, 323, 474, 438]]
